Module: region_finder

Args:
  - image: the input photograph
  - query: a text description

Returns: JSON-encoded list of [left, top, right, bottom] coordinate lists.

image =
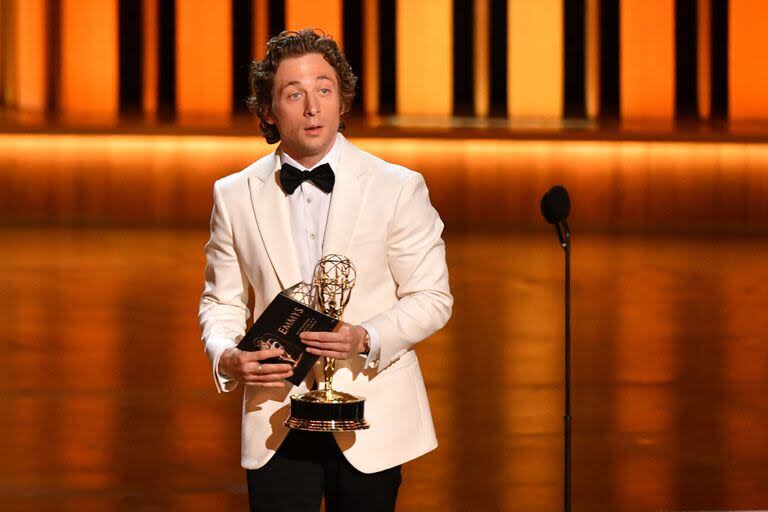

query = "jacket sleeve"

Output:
[[363, 173, 453, 371], [198, 180, 250, 393]]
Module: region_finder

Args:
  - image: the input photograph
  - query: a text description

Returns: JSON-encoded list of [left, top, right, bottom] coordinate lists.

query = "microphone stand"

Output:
[[554, 220, 572, 512]]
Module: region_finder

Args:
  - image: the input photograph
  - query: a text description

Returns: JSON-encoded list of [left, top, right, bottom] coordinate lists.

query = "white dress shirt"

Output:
[[281, 147, 334, 285], [279, 138, 380, 368], [216, 135, 380, 389]]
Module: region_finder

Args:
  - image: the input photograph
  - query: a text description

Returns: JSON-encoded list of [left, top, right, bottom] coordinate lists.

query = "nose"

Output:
[[304, 96, 320, 117]]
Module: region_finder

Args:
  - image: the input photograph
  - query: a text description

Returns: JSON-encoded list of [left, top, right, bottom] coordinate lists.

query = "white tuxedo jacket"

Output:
[[198, 134, 452, 473]]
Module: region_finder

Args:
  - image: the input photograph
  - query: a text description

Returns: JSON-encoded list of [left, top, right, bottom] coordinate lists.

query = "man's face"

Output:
[[266, 53, 342, 167]]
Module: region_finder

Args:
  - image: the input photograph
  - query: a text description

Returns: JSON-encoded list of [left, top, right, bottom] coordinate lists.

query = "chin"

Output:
[[303, 133, 335, 151]]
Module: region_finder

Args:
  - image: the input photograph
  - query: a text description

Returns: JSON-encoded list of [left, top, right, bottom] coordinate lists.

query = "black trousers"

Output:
[[246, 430, 402, 512]]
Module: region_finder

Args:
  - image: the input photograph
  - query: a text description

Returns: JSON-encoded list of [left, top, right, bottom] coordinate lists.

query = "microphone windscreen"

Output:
[[540, 185, 571, 224]]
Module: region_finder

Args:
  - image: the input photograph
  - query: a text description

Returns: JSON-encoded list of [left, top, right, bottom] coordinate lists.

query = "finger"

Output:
[[250, 363, 294, 375], [242, 348, 285, 361], [302, 337, 353, 349], [302, 339, 350, 350], [300, 331, 343, 342], [246, 381, 290, 388], [242, 362, 292, 376], [244, 371, 293, 382], [244, 370, 294, 384], [306, 347, 351, 359]]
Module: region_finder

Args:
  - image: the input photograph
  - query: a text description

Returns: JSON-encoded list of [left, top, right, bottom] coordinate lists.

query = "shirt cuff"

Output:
[[209, 339, 239, 393], [360, 321, 381, 369]]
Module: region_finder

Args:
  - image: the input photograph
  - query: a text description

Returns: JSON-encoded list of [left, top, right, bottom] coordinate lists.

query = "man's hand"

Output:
[[300, 323, 368, 360], [218, 347, 294, 387]]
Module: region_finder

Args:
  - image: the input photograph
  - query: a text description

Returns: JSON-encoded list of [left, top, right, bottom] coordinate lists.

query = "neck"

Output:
[[282, 138, 337, 169]]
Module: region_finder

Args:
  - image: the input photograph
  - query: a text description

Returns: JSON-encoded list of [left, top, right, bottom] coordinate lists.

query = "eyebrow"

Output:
[[279, 75, 335, 93]]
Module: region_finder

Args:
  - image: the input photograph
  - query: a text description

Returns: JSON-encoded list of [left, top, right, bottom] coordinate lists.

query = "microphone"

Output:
[[540, 185, 571, 248], [540, 185, 571, 224], [540, 184, 574, 512]]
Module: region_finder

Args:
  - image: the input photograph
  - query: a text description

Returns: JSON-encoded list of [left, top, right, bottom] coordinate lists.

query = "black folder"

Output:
[[237, 284, 338, 385]]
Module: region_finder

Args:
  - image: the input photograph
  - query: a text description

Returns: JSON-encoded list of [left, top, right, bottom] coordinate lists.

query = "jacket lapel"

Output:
[[322, 136, 365, 258], [248, 153, 303, 289]]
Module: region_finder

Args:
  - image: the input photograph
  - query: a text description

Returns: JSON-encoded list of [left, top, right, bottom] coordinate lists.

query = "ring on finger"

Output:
[[256, 364, 262, 374]]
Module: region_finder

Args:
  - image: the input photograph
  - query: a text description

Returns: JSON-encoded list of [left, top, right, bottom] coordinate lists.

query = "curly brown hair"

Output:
[[247, 29, 358, 144]]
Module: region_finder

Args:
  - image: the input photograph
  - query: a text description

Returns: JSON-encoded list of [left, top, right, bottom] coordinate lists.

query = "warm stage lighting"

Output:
[[1, 133, 768, 231]]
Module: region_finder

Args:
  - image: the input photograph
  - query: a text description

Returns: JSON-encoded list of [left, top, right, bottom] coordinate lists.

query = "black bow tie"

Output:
[[279, 162, 335, 194]]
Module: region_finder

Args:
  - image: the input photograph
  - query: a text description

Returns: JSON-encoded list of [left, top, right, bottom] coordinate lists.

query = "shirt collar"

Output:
[[279, 133, 341, 173]]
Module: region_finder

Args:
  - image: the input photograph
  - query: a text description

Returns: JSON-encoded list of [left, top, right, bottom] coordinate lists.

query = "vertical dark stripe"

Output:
[[157, 0, 176, 120], [378, 0, 396, 115], [598, 0, 619, 119], [119, 0, 143, 116], [674, 279, 727, 509], [268, 0, 285, 37], [343, 0, 365, 115], [452, 0, 474, 115], [675, 0, 698, 120], [564, 0, 586, 118], [710, 0, 728, 119], [488, 0, 507, 116], [0, 5, 9, 107], [45, 0, 61, 115], [232, 0, 253, 115]]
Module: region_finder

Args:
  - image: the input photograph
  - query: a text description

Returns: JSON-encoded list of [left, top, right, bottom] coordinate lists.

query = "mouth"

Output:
[[304, 125, 323, 135]]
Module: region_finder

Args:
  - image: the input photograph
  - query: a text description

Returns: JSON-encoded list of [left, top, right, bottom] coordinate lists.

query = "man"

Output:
[[198, 29, 452, 512]]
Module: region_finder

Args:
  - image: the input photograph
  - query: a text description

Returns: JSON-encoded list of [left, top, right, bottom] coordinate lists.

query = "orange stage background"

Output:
[[3, 2, 768, 511]]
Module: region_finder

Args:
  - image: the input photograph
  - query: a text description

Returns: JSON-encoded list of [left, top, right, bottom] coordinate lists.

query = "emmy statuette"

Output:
[[285, 255, 370, 431]]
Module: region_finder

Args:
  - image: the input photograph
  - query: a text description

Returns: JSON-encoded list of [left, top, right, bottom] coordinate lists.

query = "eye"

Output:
[[288, 91, 301, 100], [320, 88, 331, 95]]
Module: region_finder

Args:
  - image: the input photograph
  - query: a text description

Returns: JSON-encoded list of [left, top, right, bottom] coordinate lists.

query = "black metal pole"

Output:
[[563, 221, 571, 512]]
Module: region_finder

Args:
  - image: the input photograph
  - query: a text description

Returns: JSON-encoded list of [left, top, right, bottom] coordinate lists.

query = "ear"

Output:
[[262, 103, 276, 125]]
